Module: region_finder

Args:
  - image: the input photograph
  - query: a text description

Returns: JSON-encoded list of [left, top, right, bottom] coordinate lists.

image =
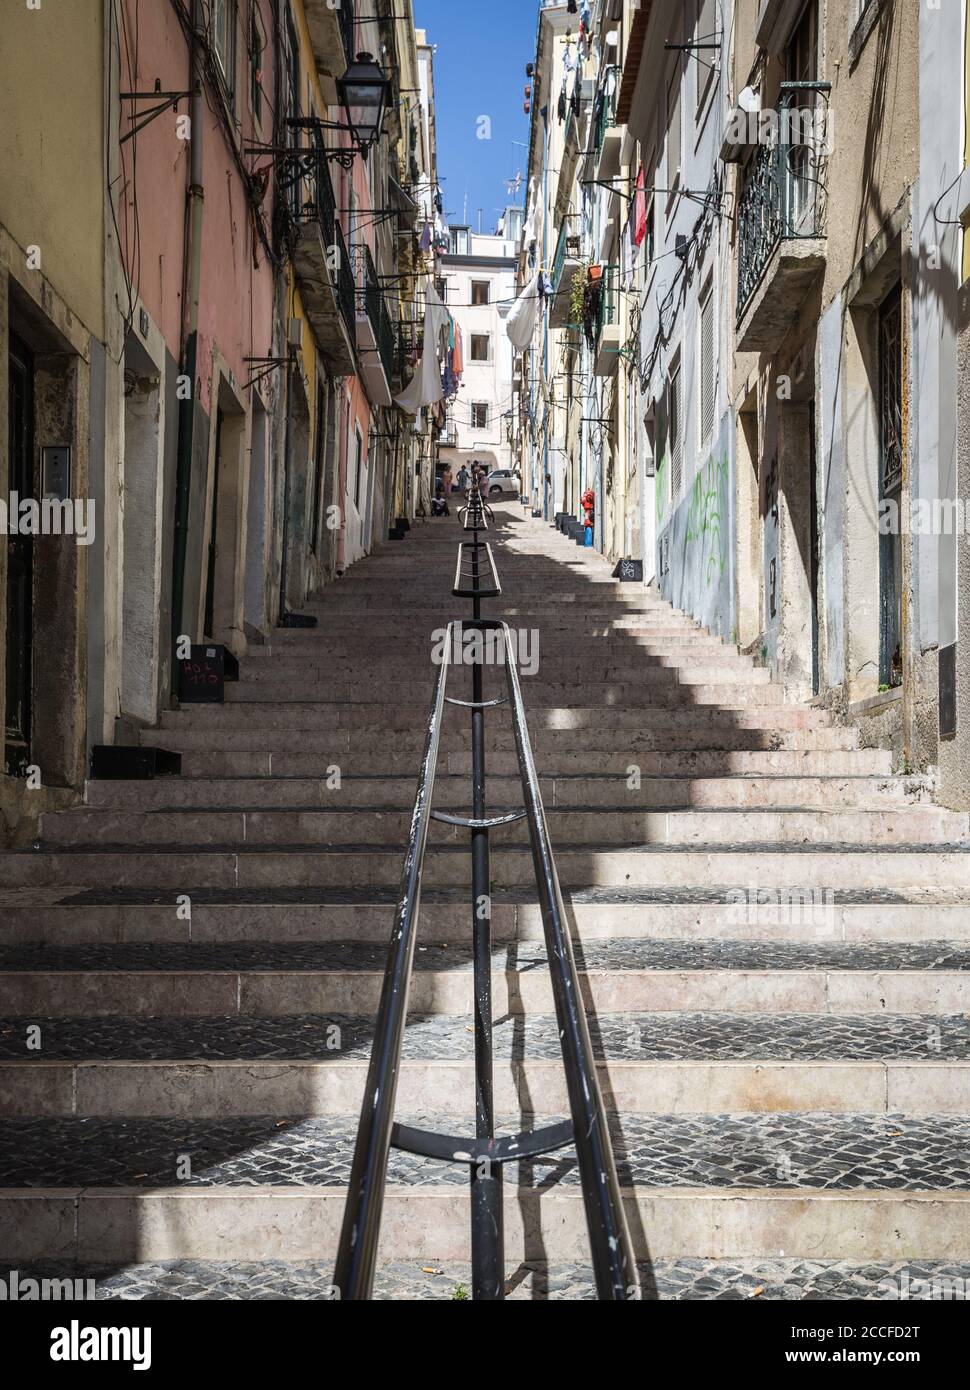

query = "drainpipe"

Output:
[[170, 0, 205, 676], [278, 348, 295, 623]]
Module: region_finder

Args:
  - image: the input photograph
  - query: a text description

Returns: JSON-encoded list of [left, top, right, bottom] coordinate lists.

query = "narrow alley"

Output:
[[2, 498, 969, 1301]]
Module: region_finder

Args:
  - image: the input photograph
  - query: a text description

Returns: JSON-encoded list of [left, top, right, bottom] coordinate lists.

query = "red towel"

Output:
[[634, 165, 647, 248]]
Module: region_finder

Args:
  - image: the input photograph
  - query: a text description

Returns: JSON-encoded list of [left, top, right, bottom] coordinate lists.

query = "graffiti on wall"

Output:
[[684, 450, 729, 588]]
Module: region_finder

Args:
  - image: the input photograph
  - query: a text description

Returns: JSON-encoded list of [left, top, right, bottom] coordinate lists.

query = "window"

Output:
[[695, 0, 717, 116], [668, 357, 683, 498], [699, 277, 715, 444], [471, 403, 489, 430], [471, 281, 490, 306], [212, 0, 237, 103], [470, 334, 491, 362], [435, 276, 448, 302], [665, 66, 681, 196], [249, 3, 264, 125]]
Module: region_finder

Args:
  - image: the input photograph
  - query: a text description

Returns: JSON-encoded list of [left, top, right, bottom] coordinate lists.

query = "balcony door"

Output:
[[784, 0, 819, 234]]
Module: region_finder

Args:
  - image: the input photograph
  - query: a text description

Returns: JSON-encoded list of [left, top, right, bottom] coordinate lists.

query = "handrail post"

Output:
[[468, 507, 504, 1299]]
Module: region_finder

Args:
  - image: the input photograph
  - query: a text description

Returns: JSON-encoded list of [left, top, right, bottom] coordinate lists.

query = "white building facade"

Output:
[[439, 226, 518, 477]]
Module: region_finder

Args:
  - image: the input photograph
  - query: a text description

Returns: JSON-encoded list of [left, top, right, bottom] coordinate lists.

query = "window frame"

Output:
[[249, 2, 265, 127], [471, 402, 489, 430], [470, 333, 492, 363], [212, 0, 238, 108], [471, 280, 490, 306]]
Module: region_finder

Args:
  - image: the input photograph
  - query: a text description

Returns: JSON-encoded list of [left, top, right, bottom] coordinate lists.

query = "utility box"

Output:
[[178, 644, 240, 704]]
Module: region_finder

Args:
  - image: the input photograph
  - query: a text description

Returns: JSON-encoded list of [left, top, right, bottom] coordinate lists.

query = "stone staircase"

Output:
[[2, 501, 970, 1300]]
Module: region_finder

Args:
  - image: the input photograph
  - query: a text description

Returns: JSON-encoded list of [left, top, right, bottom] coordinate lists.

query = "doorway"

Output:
[[878, 281, 903, 689], [5, 335, 34, 775], [203, 408, 223, 639]]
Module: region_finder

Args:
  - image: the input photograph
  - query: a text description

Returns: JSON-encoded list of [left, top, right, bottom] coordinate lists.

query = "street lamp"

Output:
[[337, 52, 390, 159]]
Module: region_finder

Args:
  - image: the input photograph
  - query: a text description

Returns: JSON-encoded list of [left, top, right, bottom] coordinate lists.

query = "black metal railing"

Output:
[[332, 220, 357, 347], [359, 245, 396, 382], [333, 494, 637, 1301], [736, 81, 830, 316]]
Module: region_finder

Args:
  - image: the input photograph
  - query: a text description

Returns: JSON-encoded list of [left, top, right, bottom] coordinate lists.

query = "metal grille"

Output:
[[669, 362, 682, 499], [879, 282, 903, 495]]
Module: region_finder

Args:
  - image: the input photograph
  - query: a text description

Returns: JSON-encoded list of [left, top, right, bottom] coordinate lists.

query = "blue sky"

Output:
[[413, 0, 537, 233]]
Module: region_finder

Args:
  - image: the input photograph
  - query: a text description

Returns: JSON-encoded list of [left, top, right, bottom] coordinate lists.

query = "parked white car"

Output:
[[486, 469, 522, 498]]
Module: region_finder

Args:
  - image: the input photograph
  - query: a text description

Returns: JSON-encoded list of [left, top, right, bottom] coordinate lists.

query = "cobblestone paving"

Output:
[[3, 1259, 967, 1300], [2, 939, 970, 972], [1, 1113, 968, 1190], [2, 1011, 968, 1060]]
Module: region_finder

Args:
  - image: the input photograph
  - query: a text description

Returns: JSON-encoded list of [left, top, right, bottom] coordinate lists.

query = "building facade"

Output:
[[511, 0, 970, 807], [439, 224, 518, 479], [0, 0, 439, 844]]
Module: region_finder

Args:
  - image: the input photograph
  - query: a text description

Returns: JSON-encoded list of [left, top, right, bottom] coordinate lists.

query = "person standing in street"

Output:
[[456, 463, 469, 495], [442, 465, 453, 499]]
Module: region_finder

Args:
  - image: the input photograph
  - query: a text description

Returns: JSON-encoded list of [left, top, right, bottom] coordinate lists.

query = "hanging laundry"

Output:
[[558, 85, 567, 121], [419, 220, 433, 253], [633, 165, 647, 248], [394, 283, 451, 412], [506, 271, 542, 351], [452, 324, 464, 377]]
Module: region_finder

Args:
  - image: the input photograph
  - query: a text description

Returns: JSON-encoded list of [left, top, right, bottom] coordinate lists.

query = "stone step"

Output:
[[38, 805, 970, 849], [142, 723, 858, 754], [2, 1010, 970, 1117], [4, 940, 970, 1017], [158, 747, 888, 778], [5, 843, 970, 890], [82, 772, 929, 812], [221, 680, 785, 707], [3, 889, 969, 945], [237, 659, 768, 686], [1, 1113, 969, 1264], [7, 1186, 970, 1266], [157, 703, 829, 731]]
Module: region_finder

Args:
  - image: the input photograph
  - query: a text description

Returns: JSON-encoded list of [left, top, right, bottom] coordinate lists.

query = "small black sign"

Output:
[[612, 557, 643, 582], [178, 644, 239, 704]]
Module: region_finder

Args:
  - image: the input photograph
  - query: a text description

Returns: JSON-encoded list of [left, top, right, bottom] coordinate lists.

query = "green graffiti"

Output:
[[685, 452, 728, 588]]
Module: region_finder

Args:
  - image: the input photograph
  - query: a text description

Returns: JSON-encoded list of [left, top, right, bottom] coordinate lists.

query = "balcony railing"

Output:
[[736, 82, 830, 317], [338, 0, 355, 64], [333, 219, 357, 347], [363, 247, 396, 382], [594, 265, 619, 343], [551, 223, 568, 293], [593, 68, 619, 157]]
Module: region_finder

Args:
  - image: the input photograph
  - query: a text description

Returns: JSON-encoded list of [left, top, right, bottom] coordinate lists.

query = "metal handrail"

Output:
[[332, 509, 638, 1301], [502, 627, 635, 1298], [332, 631, 451, 1298]]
